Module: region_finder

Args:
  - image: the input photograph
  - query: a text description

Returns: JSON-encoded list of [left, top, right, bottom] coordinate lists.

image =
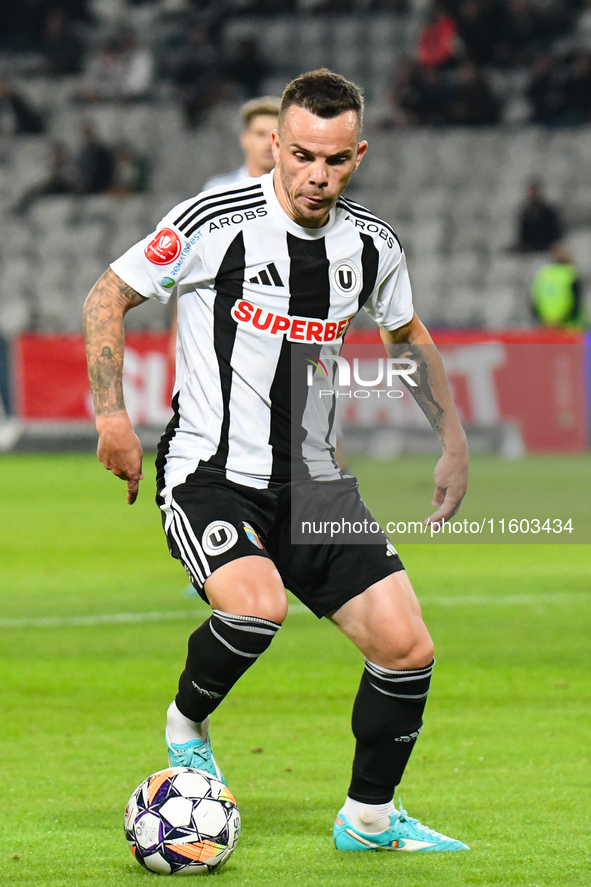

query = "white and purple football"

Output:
[[125, 767, 240, 875]]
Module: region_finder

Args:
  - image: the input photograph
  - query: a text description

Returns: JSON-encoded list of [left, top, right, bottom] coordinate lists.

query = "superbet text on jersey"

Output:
[[110, 173, 414, 503]]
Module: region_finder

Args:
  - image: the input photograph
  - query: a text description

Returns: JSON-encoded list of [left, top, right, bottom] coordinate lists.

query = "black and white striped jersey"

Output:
[[110, 172, 413, 499]]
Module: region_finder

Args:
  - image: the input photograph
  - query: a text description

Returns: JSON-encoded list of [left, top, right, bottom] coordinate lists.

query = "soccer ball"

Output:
[[125, 767, 241, 875]]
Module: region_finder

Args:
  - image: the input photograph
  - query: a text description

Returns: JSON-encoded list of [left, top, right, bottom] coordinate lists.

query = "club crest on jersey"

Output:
[[243, 522, 264, 549], [202, 521, 238, 556], [331, 259, 362, 298], [145, 227, 182, 265]]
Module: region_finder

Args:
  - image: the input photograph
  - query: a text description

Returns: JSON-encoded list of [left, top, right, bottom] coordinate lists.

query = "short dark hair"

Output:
[[279, 69, 364, 131]]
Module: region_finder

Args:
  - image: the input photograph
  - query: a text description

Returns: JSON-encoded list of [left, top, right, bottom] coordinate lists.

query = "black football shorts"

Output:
[[162, 466, 404, 618]]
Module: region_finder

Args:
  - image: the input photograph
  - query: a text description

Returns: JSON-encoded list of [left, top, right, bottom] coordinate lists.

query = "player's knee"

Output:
[[206, 559, 288, 624], [212, 581, 288, 624], [373, 628, 434, 671], [238, 587, 288, 624], [401, 634, 435, 670]]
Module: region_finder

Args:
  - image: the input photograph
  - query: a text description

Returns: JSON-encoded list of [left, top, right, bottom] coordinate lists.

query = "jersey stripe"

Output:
[[337, 197, 402, 249], [178, 187, 264, 234], [174, 183, 263, 228], [156, 391, 180, 503], [184, 199, 266, 238], [358, 233, 380, 310], [203, 232, 246, 470], [268, 234, 331, 482]]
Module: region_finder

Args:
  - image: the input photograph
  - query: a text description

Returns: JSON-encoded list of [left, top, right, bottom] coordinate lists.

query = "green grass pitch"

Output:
[[1, 452, 590, 886]]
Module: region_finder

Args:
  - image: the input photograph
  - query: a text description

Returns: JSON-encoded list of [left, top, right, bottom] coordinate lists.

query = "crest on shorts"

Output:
[[243, 522, 264, 549], [202, 521, 238, 556], [330, 258, 362, 298]]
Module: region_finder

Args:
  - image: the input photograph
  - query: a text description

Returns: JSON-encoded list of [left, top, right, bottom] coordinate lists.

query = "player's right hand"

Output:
[[96, 412, 144, 504]]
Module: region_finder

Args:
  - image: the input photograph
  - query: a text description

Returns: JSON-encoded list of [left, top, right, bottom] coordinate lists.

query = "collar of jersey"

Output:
[[260, 171, 337, 239]]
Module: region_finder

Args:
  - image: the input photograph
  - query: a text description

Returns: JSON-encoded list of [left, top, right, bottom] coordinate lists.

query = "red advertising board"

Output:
[[15, 333, 175, 426], [13, 330, 589, 451], [435, 342, 586, 451]]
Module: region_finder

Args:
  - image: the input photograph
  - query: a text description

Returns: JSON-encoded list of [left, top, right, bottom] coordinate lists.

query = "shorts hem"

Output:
[[292, 558, 405, 619]]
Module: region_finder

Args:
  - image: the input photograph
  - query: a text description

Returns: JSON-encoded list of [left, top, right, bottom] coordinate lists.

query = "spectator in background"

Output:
[[41, 8, 85, 75], [78, 31, 154, 103], [452, 0, 507, 66], [389, 61, 451, 126], [561, 52, 591, 123], [417, 3, 459, 68], [0, 80, 45, 136], [514, 179, 563, 252], [117, 30, 154, 102], [498, 0, 549, 66], [171, 22, 224, 129], [448, 61, 501, 125], [530, 244, 585, 328], [12, 142, 75, 214], [526, 53, 564, 124], [75, 124, 115, 194], [0, 0, 92, 51], [111, 143, 149, 195], [223, 37, 271, 99]]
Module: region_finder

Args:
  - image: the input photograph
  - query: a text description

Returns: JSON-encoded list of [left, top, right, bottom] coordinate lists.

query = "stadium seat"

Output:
[[0, 292, 31, 336]]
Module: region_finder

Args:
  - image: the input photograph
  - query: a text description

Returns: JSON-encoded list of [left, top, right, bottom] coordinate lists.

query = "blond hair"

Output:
[[240, 96, 282, 129]]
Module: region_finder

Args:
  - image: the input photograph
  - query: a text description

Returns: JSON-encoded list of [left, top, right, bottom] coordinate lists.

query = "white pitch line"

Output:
[[421, 591, 591, 607], [0, 593, 589, 630], [0, 610, 200, 629]]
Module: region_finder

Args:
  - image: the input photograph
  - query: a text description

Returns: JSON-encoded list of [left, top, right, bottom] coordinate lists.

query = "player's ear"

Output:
[[271, 129, 281, 163], [354, 140, 368, 171]]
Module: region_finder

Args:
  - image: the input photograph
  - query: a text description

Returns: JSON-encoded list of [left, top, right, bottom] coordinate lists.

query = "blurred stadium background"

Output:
[[1, 7, 590, 882], [0, 0, 589, 455]]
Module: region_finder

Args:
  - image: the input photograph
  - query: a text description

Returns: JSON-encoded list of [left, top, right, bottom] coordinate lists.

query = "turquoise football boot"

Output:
[[334, 799, 469, 852], [165, 727, 226, 786]]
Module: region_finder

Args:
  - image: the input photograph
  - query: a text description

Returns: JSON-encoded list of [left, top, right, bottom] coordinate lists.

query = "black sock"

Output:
[[176, 610, 281, 723], [348, 659, 434, 805]]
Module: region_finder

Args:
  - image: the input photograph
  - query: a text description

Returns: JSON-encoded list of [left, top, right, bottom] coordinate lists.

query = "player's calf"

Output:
[[348, 658, 435, 805], [176, 610, 281, 724], [333, 658, 469, 853], [166, 609, 281, 778]]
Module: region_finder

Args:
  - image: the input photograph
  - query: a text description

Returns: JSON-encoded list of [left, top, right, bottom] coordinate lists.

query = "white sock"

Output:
[[342, 797, 394, 834], [166, 701, 209, 744]]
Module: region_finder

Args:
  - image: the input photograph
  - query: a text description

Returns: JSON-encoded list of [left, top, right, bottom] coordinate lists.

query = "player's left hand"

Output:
[[425, 448, 469, 527]]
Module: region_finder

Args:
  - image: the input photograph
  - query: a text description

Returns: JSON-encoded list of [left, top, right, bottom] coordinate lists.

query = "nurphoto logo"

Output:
[[305, 355, 418, 397]]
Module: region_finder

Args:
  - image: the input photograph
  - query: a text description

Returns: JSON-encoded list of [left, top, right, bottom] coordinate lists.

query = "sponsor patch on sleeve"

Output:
[[144, 228, 182, 265]]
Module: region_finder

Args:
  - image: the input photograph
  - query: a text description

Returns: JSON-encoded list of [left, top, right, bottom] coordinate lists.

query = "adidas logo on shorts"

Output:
[[386, 540, 398, 557]]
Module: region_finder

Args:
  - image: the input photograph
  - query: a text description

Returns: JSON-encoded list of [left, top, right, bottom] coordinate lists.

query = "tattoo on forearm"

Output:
[[91, 345, 125, 413], [83, 269, 145, 416], [387, 343, 445, 437]]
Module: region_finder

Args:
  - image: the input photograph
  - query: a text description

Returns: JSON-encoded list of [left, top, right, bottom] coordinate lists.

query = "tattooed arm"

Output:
[[83, 268, 147, 504], [381, 313, 468, 526]]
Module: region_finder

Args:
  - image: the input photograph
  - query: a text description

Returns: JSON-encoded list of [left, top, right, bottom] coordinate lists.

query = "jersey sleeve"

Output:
[[110, 197, 207, 303], [363, 247, 414, 331]]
